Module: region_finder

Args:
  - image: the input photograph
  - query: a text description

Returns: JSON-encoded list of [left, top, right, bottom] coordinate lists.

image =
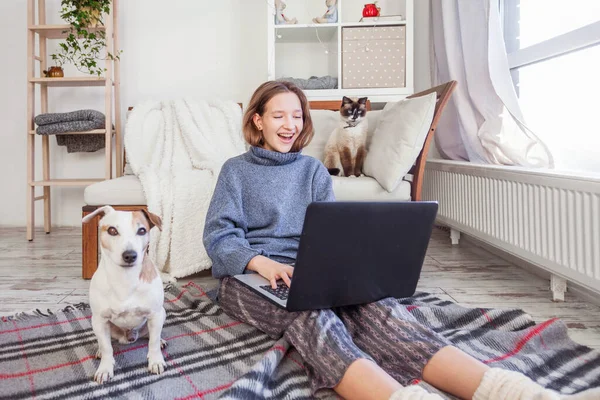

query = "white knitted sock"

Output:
[[388, 385, 445, 400], [473, 368, 600, 400], [473, 368, 560, 400]]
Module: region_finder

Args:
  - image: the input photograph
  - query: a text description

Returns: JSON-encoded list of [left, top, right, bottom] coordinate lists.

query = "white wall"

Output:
[[0, 0, 433, 227], [0, 0, 268, 227]]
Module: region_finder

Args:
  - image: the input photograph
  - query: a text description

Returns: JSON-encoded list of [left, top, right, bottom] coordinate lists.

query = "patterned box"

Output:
[[342, 26, 406, 89]]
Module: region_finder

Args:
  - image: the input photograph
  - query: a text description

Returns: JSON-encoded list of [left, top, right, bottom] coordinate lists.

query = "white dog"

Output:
[[82, 206, 167, 384]]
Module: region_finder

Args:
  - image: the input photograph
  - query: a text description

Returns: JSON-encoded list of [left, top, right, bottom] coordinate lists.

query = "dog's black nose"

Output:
[[122, 250, 138, 264]]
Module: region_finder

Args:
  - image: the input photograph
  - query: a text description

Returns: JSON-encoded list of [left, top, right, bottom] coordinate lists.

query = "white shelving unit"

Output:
[[267, 0, 413, 102]]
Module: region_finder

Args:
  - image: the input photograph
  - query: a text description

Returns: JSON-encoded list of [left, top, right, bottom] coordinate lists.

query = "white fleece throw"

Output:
[[124, 98, 246, 279]]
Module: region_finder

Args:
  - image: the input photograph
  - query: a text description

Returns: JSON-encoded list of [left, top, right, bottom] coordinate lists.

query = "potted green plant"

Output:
[[51, 0, 121, 77]]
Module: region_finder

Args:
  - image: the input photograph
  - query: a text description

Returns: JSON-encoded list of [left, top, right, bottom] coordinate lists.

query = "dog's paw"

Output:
[[160, 339, 167, 349], [147, 353, 166, 375], [94, 360, 115, 384]]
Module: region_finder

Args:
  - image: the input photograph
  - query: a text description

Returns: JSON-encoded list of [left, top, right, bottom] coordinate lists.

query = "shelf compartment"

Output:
[[29, 179, 104, 187], [275, 24, 338, 43], [29, 24, 105, 39], [29, 77, 109, 87]]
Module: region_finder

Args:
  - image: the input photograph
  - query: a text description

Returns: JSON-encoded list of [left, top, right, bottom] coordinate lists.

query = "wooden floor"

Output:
[[2, 226, 600, 349]]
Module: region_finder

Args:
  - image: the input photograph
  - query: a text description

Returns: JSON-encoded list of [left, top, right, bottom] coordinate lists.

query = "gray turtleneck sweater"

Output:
[[203, 146, 335, 279]]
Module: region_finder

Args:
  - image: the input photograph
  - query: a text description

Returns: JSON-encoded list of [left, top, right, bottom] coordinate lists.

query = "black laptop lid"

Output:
[[286, 201, 438, 312]]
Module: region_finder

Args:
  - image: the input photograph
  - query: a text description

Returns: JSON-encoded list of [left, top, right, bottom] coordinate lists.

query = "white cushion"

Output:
[[363, 93, 436, 192], [332, 176, 411, 201], [84, 175, 147, 205]]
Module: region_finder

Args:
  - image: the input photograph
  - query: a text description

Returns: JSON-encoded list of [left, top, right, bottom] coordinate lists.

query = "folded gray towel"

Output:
[[34, 110, 107, 153], [277, 75, 338, 90], [34, 109, 105, 126], [55, 134, 106, 153]]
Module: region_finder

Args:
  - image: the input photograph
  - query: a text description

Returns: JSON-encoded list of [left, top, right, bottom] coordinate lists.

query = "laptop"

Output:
[[233, 201, 438, 312]]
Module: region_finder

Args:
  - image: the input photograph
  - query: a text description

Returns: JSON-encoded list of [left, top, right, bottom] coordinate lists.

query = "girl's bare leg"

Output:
[[334, 358, 402, 400], [422, 345, 489, 399]]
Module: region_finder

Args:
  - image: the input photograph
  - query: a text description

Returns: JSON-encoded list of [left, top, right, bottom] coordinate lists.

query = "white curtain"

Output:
[[430, 0, 554, 168]]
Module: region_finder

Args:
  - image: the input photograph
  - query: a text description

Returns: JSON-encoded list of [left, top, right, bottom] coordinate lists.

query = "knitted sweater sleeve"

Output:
[[203, 168, 263, 279], [313, 163, 336, 202]]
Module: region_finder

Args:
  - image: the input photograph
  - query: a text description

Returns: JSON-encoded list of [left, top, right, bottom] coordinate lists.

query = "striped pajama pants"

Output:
[[218, 277, 450, 394]]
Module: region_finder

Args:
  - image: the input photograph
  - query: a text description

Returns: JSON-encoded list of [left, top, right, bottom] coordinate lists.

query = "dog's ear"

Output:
[[141, 209, 163, 231], [82, 205, 115, 224]]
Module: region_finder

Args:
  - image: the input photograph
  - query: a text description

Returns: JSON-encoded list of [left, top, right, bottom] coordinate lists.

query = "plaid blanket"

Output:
[[1, 282, 599, 399]]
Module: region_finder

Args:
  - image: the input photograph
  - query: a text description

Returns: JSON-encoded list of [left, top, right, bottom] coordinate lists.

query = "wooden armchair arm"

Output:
[[406, 81, 457, 201]]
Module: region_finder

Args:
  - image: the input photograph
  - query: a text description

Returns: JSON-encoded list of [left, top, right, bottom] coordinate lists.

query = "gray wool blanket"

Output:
[[34, 109, 107, 153], [0, 282, 598, 399]]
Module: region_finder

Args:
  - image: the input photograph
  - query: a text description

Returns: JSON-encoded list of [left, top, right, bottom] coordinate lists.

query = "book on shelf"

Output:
[[359, 15, 404, 23]]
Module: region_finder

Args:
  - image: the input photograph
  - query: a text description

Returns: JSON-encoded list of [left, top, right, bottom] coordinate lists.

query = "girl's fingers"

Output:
[[268, 263, 294, 288], [281, 272, 292, 287]]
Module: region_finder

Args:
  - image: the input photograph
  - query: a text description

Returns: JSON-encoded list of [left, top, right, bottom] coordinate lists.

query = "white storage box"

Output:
[[342, 26, 406, 89]]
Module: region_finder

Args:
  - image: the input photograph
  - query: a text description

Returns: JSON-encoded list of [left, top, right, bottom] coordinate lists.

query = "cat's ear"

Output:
[[357, 97, 368, 105], [342, 96, 353, 104]]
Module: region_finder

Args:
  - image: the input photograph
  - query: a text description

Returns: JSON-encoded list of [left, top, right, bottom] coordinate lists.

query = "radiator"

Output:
[[423, 159, 600, 298]]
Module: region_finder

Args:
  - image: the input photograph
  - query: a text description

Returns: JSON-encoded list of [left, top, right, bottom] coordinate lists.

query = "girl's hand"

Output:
[[247, 255, 294, 289]]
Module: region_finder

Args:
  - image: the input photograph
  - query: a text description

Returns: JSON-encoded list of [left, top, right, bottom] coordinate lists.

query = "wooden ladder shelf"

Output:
[[26, 0, 122, 241]]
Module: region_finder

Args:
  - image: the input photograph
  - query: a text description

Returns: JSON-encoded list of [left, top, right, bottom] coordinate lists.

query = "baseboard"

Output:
[[440, 227, 600, 308]]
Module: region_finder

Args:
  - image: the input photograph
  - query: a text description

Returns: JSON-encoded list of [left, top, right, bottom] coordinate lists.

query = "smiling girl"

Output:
[[202, 81, 600, 400]]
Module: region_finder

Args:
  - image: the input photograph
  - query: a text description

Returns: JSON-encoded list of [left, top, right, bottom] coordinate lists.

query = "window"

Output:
[[501, 0, 600, 175]]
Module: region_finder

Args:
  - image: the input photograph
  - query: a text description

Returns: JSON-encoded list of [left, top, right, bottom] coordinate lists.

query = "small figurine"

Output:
[[312, 0, 338, 24], [275, 0, 298, 25]]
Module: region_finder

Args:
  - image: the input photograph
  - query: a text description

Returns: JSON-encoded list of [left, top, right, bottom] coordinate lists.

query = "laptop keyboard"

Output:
[[260, 283, 289, 300]]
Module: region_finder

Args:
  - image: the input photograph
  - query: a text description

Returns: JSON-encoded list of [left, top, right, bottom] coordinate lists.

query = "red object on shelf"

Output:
[[362, 3, 380, 17]]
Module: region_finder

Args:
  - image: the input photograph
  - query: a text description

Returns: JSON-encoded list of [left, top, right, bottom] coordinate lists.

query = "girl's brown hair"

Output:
[[243, 81, 314, 152]]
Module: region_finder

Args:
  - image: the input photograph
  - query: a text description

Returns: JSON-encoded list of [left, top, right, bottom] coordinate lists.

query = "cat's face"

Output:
[[340, 96, 368, 125]]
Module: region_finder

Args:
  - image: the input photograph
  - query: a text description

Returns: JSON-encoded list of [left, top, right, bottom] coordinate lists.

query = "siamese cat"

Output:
[[323, 96, 368, 177]]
